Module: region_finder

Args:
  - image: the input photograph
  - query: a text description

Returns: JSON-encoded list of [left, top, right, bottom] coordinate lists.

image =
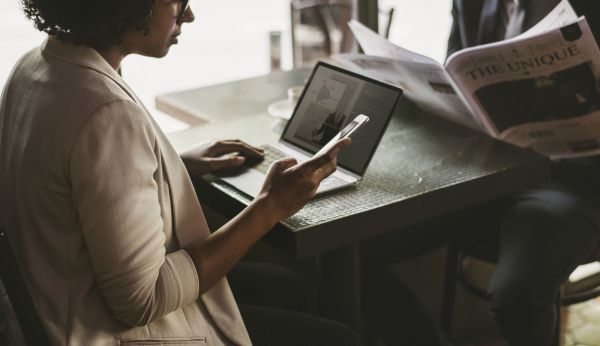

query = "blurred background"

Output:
[[0, 0, 452, 133]]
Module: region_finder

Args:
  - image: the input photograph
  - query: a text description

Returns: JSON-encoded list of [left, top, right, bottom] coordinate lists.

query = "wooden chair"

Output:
[[290, 0, 356, 68], [0, 227, 50, 345], [378, 7, 395, 40], [290, 1, 396, 68]]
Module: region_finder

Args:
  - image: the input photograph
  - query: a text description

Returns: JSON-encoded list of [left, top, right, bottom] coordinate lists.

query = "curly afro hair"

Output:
[[22, 0, 156, 50]]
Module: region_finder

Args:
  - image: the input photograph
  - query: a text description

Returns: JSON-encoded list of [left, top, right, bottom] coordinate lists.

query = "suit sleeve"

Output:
[[70, 99, 200, 327]]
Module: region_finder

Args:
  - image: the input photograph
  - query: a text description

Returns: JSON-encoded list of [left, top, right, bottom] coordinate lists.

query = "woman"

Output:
[[0, 0, 359, 344]]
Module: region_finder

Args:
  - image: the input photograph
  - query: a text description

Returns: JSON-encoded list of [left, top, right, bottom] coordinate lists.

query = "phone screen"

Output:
[[339, 117, 363, 138], [314, 114, 369, 157]]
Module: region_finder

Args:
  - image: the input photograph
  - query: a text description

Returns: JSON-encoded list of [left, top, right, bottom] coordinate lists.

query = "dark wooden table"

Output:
[[164, 68, 550, 331]]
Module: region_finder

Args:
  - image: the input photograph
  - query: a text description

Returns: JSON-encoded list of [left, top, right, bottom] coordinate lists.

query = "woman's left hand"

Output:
[[180, 139, 263, 177]]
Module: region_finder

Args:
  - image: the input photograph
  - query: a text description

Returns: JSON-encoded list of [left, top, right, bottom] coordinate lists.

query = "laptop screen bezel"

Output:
[[279, 61, 403, 176]]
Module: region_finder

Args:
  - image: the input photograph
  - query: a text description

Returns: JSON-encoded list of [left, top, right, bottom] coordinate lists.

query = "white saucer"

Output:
[[267, 99, 296, 120]]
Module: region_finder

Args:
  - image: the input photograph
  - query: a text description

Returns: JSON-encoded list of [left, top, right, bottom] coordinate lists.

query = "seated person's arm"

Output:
[[182, 139, 349, 294], [72, 99, 349, 326], [71, 100, 199, 327]]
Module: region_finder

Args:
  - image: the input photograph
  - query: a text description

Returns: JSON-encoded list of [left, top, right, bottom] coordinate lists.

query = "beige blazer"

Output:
[[0, 37, 251, 346]]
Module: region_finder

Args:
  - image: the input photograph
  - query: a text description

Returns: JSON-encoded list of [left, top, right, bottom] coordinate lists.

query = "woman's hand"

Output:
[[180, 139, 263, 177], [255, 138, 351, 222], [183, 138, 350, 295]]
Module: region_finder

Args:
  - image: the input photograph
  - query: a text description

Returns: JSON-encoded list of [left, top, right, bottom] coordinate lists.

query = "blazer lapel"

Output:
[[477, 0, 501, 45], [103, 53, 252, 346], [454, 0, 485, 49], [115, 77, 252, 346], [126, 112, 251, 344], [148, 118, 211, 247], [140, 87, 252, 346]]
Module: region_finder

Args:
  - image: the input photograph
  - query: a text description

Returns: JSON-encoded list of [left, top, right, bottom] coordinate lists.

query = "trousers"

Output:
[[489, 157, 600, 345]]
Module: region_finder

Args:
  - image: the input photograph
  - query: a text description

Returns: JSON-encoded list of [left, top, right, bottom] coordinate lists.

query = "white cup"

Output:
[[287, 85, 304, 105]]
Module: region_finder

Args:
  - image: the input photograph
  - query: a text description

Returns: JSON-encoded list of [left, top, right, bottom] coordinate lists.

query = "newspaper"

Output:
[[336, 0, 600, 159]]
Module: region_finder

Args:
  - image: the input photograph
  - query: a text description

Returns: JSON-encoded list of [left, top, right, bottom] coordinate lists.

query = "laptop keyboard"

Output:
[[254, 145, 288, 174], [318, 174, 347, 190], [253, 145, 348, 191]]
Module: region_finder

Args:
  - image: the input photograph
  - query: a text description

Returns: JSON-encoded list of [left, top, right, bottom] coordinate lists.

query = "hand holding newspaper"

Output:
[[335, 0, 600, 159]]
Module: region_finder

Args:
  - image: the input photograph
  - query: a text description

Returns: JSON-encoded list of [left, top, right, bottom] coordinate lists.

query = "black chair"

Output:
[[0, 227, 50, 345]]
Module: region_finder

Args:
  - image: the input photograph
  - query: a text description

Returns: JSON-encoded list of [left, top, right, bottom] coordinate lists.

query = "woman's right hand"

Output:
[[183, 140, 349, 296], [255, 138, 351, 221]]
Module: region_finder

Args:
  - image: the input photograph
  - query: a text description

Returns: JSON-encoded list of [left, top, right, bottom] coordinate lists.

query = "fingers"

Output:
[[326, 138, 352, 157], [314, 159, 338, 181], [204, 156, 246, 172], [262, 158, 298, 191], [211, 140, 264, 158], [309, 137, 351, 165], [296, 156, 335, 183], [296, 137, 350, 181], [267, 158, 297, 174]]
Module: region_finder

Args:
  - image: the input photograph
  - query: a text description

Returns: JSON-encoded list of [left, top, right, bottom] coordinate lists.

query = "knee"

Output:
[[504, 191, 600, 239]]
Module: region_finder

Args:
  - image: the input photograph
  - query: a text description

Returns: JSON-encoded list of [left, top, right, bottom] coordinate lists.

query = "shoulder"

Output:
[[7, 44, 136, 123], [17, 41, 151, 129]]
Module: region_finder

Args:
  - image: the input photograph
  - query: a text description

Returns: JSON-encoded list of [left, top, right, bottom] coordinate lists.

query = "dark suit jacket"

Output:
[[447, 0, 600, 57]]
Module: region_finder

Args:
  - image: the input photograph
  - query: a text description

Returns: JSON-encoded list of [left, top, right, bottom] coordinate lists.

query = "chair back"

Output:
[[378, 7, 395, 39], [290, 0, 356, 67], [0, 228, 50, 345]]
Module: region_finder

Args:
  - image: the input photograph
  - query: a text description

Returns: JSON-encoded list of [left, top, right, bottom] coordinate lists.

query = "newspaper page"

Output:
[[446, 17, 600, 158], [345, 21, 484, 130], [348, 20, 436, 64], [331, 54, 483, 130]]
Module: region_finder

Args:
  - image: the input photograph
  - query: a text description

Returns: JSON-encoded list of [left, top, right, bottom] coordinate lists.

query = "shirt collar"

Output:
[[41, 36, 139, 102]]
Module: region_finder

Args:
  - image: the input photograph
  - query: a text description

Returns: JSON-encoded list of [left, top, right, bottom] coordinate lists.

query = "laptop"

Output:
[[219, 61, 403, 198]]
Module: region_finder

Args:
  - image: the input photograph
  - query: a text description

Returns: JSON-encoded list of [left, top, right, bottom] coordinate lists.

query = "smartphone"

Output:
[[314, 114, 370, 157]]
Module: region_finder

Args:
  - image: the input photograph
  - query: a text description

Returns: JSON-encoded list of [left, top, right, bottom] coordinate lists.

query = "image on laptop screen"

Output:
[[281, 63, 402, 175]]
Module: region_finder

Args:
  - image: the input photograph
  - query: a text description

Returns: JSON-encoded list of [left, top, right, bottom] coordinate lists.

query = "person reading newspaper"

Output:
[[341, 0, 600, 345], [447, 1, 600, 344], [345, 0, 600, 159]]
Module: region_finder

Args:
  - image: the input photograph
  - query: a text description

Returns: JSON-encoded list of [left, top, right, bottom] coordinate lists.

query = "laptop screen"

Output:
[[281, 62, 402, 175]]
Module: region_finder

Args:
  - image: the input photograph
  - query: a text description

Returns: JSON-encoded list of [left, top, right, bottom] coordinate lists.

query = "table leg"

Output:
[[316, 242, 361, 331]]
